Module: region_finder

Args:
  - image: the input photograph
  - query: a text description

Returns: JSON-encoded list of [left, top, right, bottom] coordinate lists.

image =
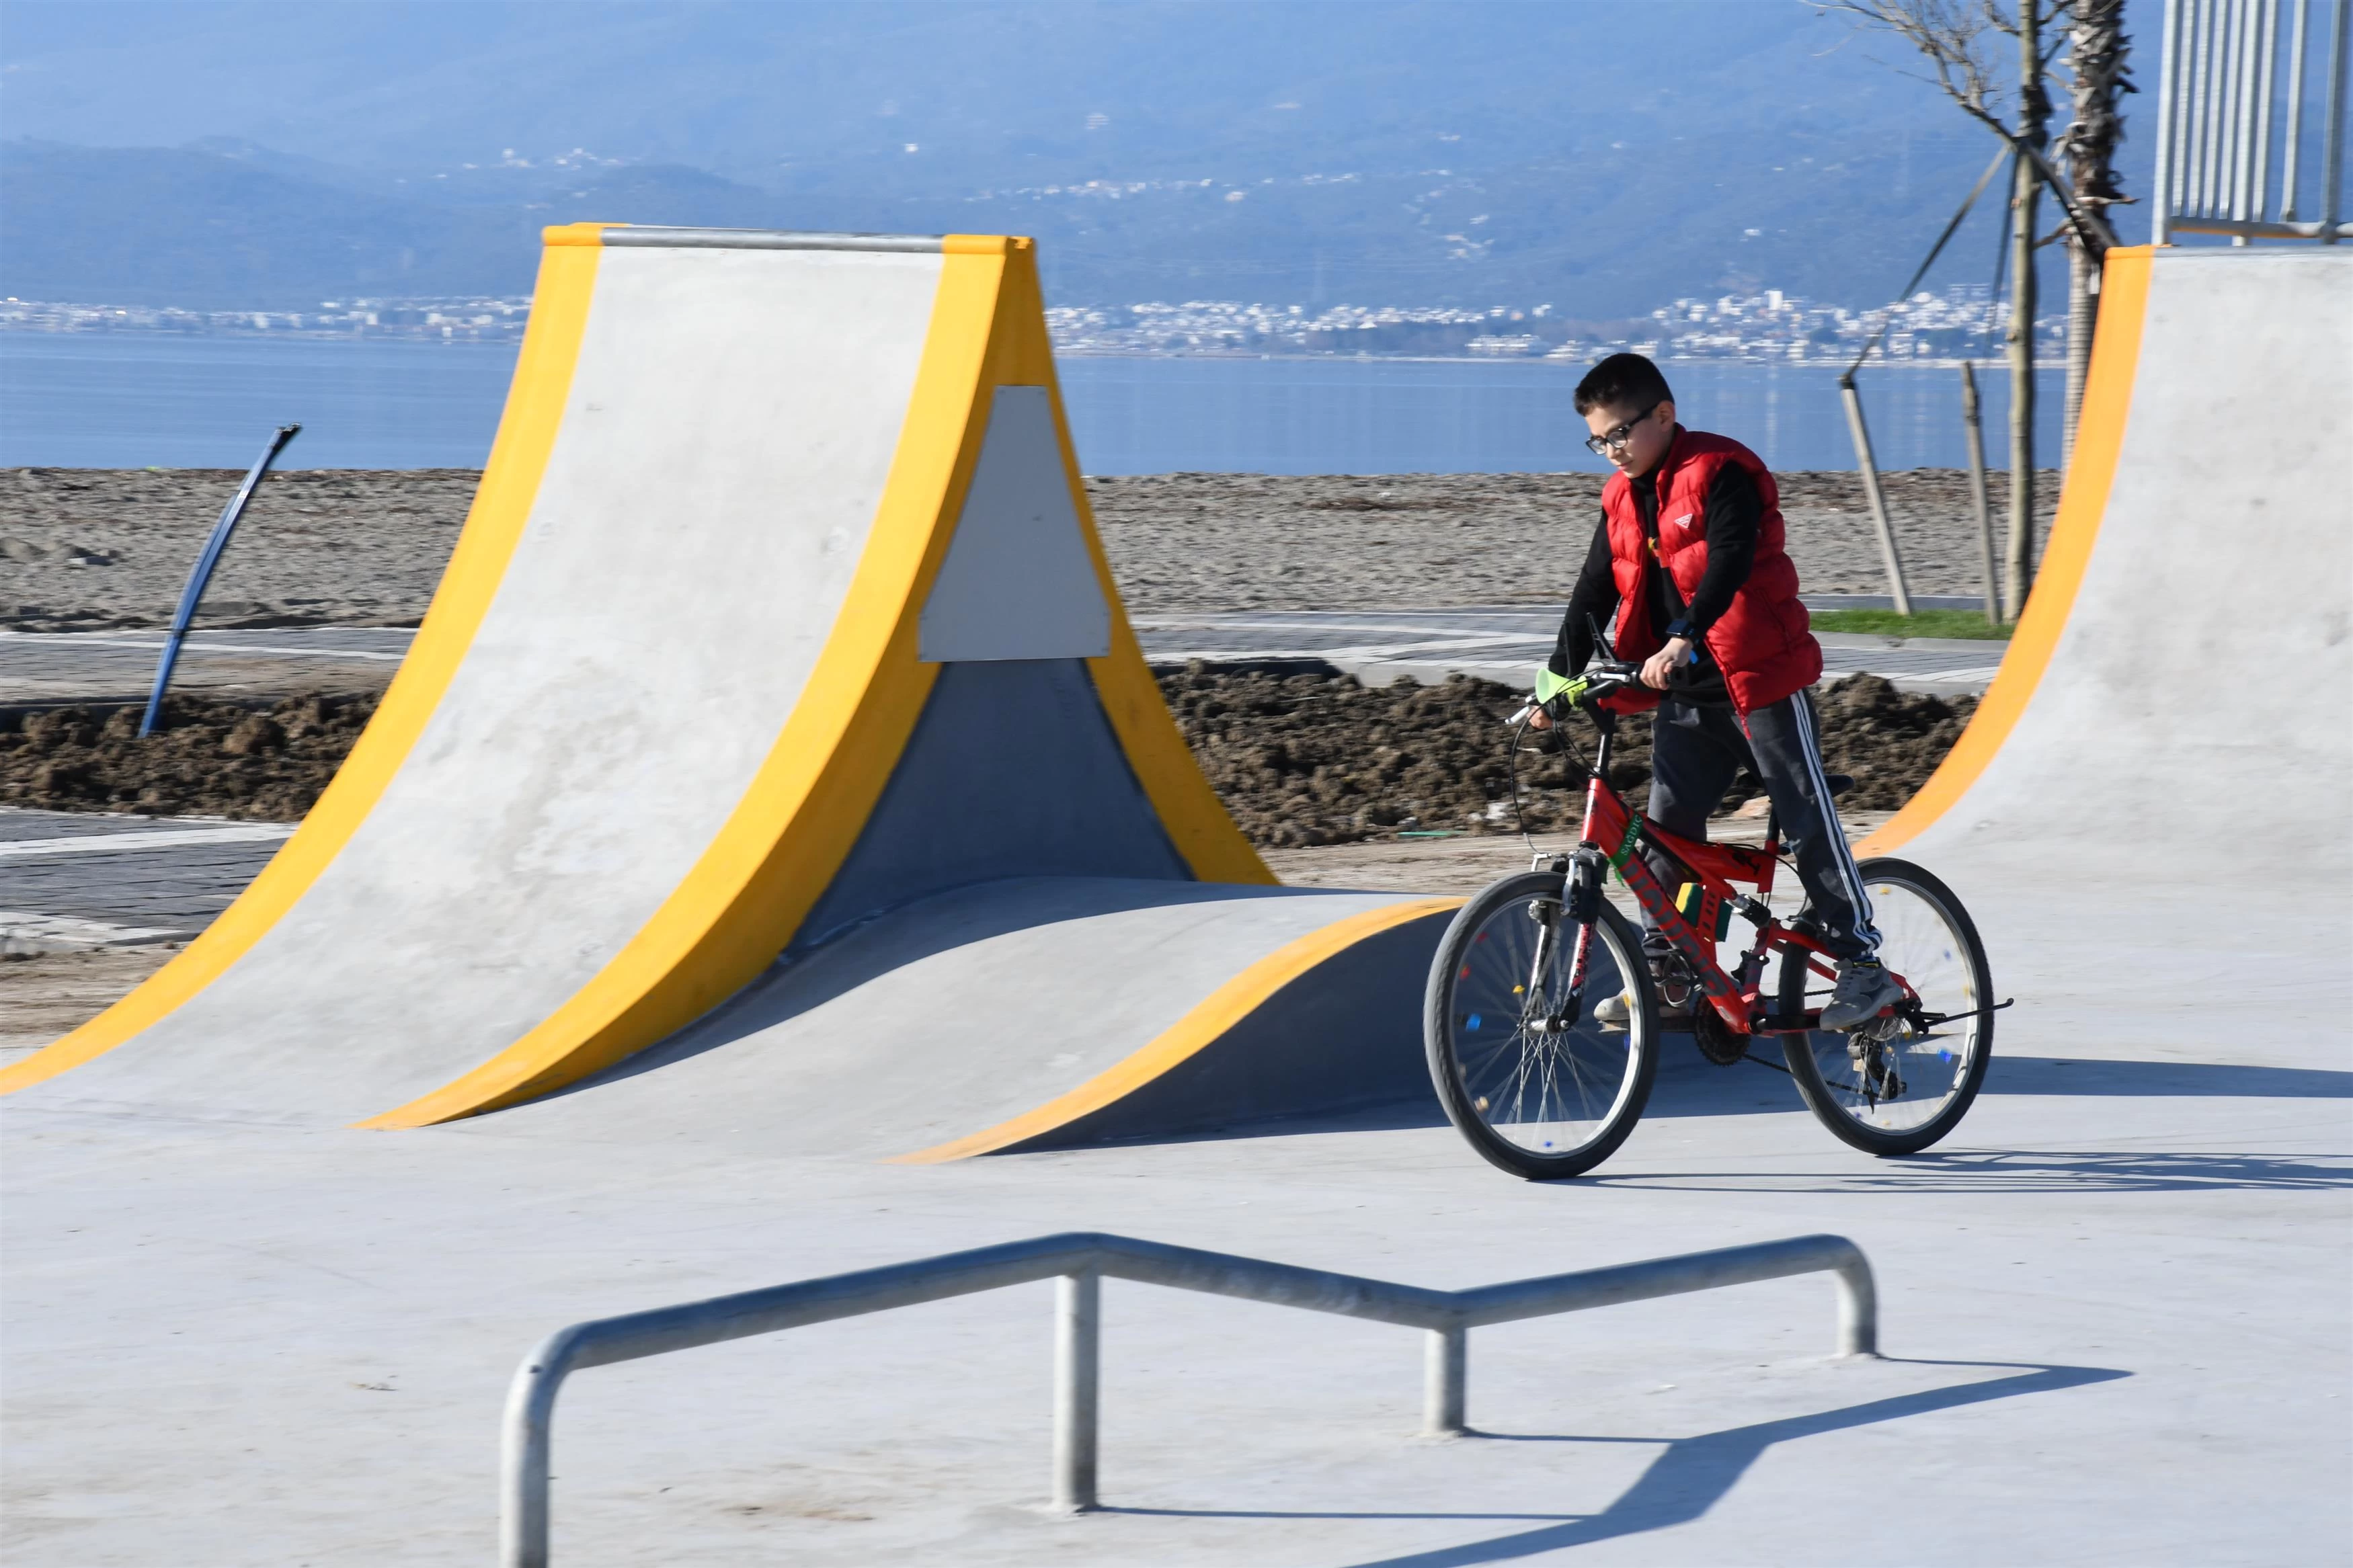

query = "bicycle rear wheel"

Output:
[[1778, 856, 1993, 1156], [1425, 871, 1660, 1180]]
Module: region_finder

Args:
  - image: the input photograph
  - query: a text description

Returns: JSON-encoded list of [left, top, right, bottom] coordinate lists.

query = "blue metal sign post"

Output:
[[138, 423, 302, 737]]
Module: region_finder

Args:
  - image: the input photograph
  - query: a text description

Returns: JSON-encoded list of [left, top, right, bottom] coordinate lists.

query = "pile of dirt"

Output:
[[0, 694, 378, 821], [1805, 674, 1981, 810], [1158, 667, 1974, 846], [2, 672, 1970, 843]]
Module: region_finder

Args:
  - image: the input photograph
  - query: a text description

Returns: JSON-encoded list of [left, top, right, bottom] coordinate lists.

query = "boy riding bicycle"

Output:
[[1529, 353, 1897, 1032]]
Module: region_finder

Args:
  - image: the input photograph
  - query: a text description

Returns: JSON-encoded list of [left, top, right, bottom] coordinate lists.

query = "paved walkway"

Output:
[[1, 607, 2004, 710], [1135, 606, 2005, 693], [0, 807, 292, 951], [0, 626, 413, 706]]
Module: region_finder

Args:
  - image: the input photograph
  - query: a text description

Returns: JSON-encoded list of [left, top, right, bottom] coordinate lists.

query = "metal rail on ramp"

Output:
[[501, 1230, 1878, 1565]]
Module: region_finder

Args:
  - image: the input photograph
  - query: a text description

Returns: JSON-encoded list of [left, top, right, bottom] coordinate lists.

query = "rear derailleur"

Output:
[[1845, 1008, 1911, 1102]]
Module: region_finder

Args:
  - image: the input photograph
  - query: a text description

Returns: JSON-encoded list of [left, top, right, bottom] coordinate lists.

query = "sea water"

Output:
[[0, 331, 2065, 475]]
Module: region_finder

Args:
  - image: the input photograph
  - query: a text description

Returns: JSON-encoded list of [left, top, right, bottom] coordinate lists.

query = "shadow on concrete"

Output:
[[1596, 1147, 2353, 1194], [1106, 1360, 2126, 1565], [1637, 1048, 2353, 1124], [1987, 1055, 2353, 1098], [553, 877, 1312, 1095]]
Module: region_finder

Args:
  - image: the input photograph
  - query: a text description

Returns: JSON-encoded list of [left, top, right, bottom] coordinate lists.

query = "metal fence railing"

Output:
[[500, 1230, 1879, 1567], [2154, 0, 2351, 242]]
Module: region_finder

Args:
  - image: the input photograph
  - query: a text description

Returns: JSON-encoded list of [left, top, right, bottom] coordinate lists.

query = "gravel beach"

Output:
[[3, 466, 2057, 632]]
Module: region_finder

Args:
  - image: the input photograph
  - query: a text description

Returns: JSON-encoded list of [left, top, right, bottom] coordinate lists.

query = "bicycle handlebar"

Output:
[[1538, 657, 1641, 718]]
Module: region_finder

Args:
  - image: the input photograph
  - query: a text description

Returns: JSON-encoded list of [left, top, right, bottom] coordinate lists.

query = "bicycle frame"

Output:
[[1562, 716, 1862, 1039]]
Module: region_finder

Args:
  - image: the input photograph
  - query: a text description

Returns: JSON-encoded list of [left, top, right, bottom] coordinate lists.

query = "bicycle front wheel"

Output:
[[1779, 856, 1994, 1156], [1425, 871, 1660, 1180]]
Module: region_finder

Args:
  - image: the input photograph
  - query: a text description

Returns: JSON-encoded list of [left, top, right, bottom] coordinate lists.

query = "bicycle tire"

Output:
[[1425, 871, 1661, 1180], [1779, 856, 1994, 1156]]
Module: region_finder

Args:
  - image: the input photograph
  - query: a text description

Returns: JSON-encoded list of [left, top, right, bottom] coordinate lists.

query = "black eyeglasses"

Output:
[[1584, 401, 1663, 456]]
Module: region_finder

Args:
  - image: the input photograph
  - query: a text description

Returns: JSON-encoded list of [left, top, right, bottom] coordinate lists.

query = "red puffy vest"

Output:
[[1601, 428, 1821, 716]]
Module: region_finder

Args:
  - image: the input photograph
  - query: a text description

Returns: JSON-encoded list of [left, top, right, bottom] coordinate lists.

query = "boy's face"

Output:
[[1583, 398, 1676, 478]]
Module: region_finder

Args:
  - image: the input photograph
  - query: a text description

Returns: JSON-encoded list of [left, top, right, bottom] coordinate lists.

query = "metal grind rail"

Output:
[[502, 1229, 1878, 1566]]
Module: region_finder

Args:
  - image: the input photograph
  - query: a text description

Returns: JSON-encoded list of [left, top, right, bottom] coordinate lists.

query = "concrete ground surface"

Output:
[[6, 1005, 2346, 1565], [7, 794, 2340, 1564], [4, 782, 2346, 1561]]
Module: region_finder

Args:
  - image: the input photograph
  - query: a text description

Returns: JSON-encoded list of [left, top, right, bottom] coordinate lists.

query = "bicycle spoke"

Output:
[[1440, 882, 1649, 1162], [1779, 864, 1991, 1150]]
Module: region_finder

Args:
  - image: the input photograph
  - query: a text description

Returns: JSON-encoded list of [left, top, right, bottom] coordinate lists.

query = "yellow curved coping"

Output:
[[1856, 245, 2153, 858], [893, 895, 1463, 1163], [0, 239, 605, 1097], [365, 236, 1270, 1126]]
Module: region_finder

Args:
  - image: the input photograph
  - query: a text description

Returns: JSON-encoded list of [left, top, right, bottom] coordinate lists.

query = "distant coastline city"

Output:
[[1, 282, 2066, 366]]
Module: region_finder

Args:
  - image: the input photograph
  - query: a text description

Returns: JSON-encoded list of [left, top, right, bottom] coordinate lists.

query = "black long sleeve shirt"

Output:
[[1546, 456, 1763, 707]]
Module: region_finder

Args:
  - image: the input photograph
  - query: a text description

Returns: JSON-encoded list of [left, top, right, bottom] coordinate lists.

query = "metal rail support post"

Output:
[[1053, 1268, 1101, 1512], [1424, 1324, 1468, 1437], [500, 1231, 1878, 1565]]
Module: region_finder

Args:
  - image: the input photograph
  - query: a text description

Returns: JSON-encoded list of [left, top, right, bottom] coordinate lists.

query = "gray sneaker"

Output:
[[1818, 958, 1903, 1031], [1593, 977, 1691, 1031]]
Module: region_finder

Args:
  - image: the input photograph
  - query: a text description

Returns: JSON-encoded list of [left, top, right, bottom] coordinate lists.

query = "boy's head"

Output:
[[1574, 353, 1677, 477]]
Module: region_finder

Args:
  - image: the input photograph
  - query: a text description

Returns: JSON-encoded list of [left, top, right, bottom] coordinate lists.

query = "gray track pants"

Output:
[[1639, 690, 1880, 962]]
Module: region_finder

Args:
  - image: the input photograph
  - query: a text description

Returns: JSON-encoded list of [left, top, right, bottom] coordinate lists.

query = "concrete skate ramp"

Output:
[[1860, 246, 2351, 1027], [1, 226, 1467, 1148], [503, 878, 1458, 1160]]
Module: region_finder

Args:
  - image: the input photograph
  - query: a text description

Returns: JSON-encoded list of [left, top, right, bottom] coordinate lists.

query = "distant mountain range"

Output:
[[1, 1, 2153, 316]]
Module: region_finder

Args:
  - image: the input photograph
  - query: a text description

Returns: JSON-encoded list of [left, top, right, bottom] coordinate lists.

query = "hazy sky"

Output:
[[2, 2, 2167, 311]]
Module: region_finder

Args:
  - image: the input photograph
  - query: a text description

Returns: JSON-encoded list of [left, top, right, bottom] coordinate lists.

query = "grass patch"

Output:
[[1810, 608, 2013, 641]]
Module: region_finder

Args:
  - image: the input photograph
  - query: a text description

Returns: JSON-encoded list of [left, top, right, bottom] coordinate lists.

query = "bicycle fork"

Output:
[[1521, 850, 1608, 1033], [1518, 886, 1571, 1034]]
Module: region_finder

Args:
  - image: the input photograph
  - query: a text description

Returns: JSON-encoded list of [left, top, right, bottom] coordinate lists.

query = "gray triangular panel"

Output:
[[918, 385, 1113, 661]]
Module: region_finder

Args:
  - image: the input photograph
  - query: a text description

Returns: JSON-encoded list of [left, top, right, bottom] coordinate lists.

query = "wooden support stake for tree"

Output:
[[1958, 362, 2003, 625], [1838, 373, 1913, 617]]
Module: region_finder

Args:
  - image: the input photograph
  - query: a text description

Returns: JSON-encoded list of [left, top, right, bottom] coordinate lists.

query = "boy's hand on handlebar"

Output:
[[1640, 636, 1696, 690]]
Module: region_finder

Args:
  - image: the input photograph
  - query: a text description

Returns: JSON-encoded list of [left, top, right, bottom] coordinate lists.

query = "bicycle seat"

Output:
[[1824, 774, 1855, 798]]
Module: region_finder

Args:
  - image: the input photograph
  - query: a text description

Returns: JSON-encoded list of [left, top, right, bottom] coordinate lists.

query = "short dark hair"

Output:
[[1574, 353, 1674, 417]]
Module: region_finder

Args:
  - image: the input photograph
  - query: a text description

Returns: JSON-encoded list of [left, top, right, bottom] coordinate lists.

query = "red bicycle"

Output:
[[1423, 653, 1999, 1180]]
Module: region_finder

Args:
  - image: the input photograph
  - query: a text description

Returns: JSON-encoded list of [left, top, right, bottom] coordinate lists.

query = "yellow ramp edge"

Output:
[[894, 896, 1464, 1163], [364, 235, 1269, 1127], [1856, 246, 2153, 858], [0, 239, 605, 1097]]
